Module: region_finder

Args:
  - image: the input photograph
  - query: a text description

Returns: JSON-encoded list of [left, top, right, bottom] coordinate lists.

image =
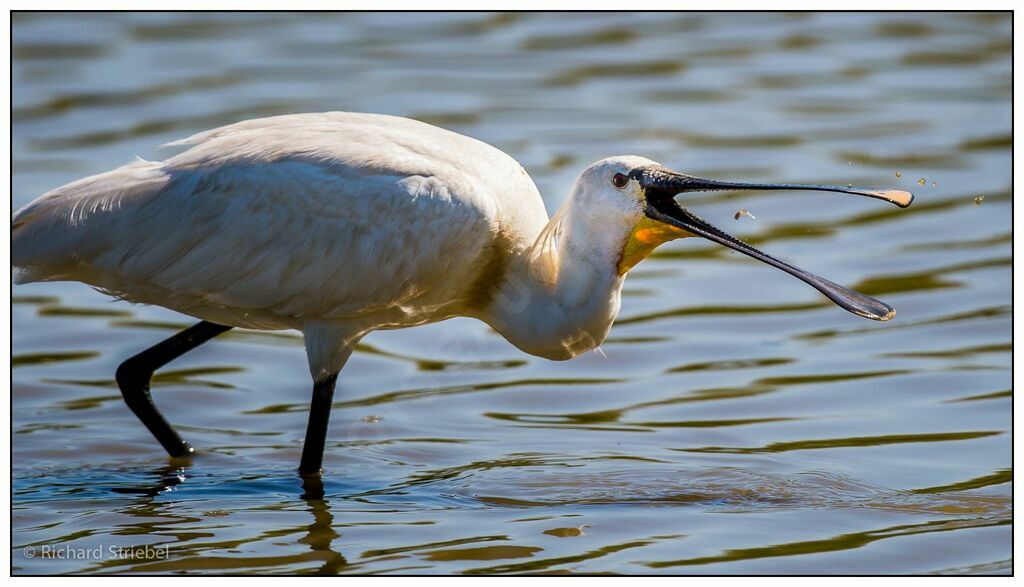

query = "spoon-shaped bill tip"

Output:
[[854, 306, 896, 321], [785, 257, 897, 321], [865, 189, 914, 208]]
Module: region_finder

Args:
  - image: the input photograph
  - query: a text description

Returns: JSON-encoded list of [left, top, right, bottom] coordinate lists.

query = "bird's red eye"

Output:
[[612, 173, 629, 188]]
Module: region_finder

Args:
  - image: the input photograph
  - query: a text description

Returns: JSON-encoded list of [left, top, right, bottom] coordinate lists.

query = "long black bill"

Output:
[[637, 168, 914, 321], [651, 175, 914, 208]]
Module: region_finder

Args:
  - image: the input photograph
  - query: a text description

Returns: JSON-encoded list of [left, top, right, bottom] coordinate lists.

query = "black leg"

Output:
[[299, 372, 340, 476], [115, 320, 232, 458]]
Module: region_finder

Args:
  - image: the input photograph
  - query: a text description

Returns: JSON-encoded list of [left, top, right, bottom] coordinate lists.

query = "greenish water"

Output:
[[12, 12, 1011, 575]]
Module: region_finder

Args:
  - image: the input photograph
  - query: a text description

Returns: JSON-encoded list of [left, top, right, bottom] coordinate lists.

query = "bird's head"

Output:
[[574, 156, 914, 321]]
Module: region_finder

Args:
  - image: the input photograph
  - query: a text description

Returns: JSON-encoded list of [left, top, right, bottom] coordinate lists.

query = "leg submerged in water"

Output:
[[115, 320, 233, 458], [299, 372, 340, 477]]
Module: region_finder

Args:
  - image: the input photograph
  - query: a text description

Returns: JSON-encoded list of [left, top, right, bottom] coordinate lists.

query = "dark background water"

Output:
[[12, 12, 1011, 574]]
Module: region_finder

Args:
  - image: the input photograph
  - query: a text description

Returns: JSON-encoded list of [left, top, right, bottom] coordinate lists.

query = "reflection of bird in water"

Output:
[[12, 112, 913, 479], [105, 467, 348, 573], [300, 494, 347, 575]]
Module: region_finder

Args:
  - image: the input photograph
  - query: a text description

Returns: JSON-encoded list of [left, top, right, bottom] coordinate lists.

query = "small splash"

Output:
[[362, 415, 384, 423], [973, 196, 985, 206], [894, 170, 902, 179], [917, 177, 927, 186], [734, 209, 756, 220], [203, 510, 230, 517]]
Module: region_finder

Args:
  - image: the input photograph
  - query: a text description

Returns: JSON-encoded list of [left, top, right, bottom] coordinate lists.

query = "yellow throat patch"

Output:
[[617, 216, 692, 275]]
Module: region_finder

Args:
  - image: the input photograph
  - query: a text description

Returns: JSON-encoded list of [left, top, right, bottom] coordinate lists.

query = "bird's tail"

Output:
[[12, 160, 169, 284]]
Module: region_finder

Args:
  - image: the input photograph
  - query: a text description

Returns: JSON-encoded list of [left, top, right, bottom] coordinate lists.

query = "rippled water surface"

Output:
[[12, 12, 1011, 575]]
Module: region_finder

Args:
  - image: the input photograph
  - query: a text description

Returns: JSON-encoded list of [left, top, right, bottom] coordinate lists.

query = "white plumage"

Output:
[[12, 111, 910, 474], [15, 113, 555, 375]]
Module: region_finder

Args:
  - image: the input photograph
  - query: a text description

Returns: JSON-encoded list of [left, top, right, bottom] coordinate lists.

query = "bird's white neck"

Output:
[[482, 198, 636, 361]]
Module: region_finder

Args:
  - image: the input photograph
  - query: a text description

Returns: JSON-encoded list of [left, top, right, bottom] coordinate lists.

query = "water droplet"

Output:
[[734, 209, 756, 220], [917, 177, 927, 186], [973, 196, 985, 206], [362, 415, 383, 423], [894, 170, 902, 179], [931, 180, 937, 187]]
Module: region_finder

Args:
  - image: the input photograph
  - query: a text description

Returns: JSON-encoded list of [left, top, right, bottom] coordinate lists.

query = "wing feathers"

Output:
[[13, 124, 497, 328]]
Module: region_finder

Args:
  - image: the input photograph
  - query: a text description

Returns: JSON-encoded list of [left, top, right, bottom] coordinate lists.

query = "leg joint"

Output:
[[115, 358, 151, 394]]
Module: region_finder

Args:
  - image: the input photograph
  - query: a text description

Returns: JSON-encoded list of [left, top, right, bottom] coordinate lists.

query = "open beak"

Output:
[[636, 167, 914, 321]]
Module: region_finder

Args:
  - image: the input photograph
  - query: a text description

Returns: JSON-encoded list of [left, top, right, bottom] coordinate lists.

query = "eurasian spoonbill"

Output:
[[12, 112, 913, 477]]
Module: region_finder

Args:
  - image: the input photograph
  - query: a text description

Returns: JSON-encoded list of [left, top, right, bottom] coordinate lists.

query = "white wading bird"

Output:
[[13, 112, 913, 478]]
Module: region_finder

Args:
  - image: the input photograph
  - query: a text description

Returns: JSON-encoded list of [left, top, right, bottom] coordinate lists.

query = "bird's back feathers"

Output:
[[13, 112, 548, 330]]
